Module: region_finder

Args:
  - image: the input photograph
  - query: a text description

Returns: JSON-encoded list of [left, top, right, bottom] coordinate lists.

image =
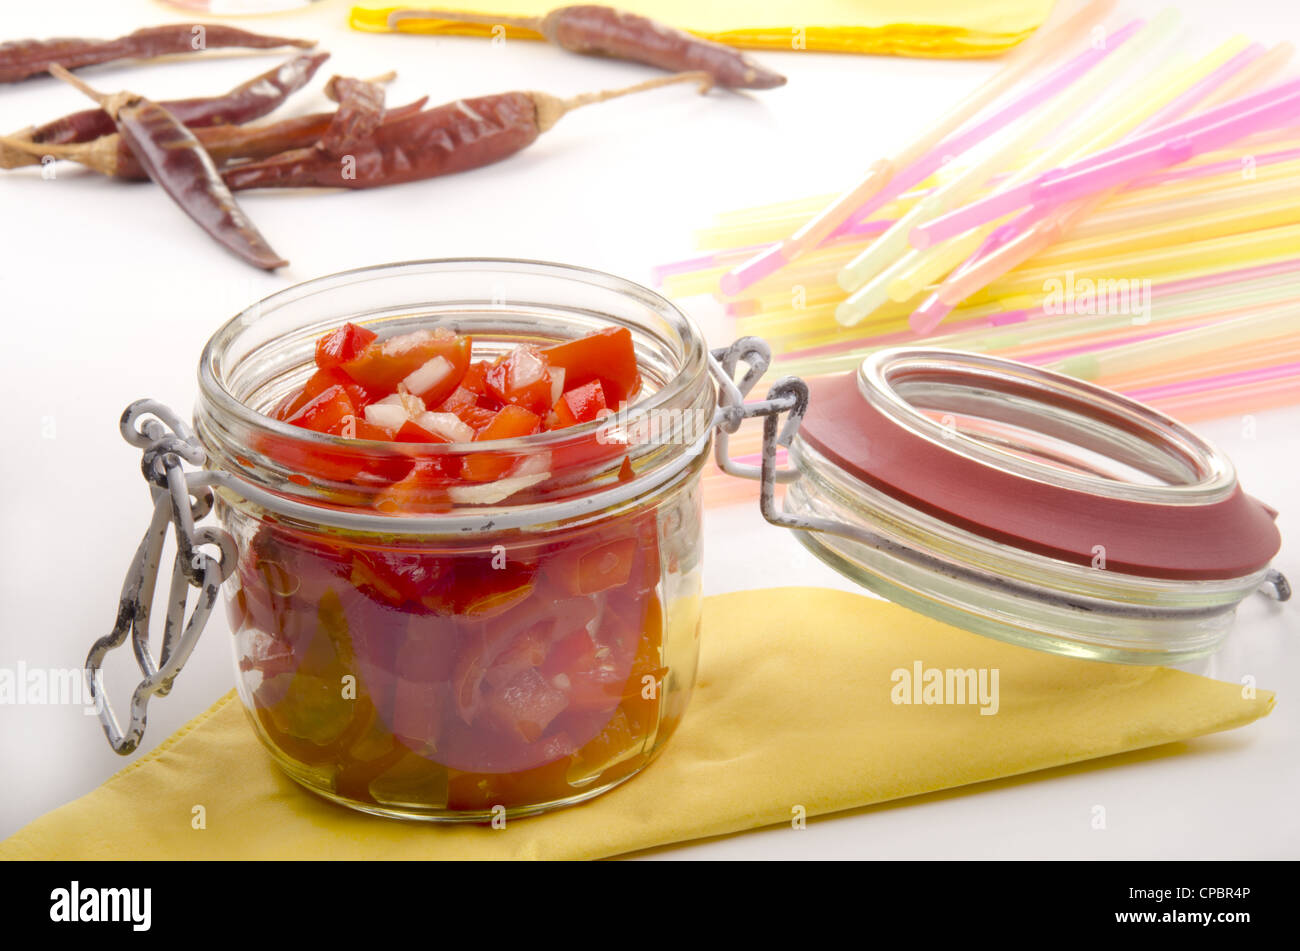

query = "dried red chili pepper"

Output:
[[0, 97, 430, 180], [0, 23, 316, 84], [25, 51, 330, 147], [387, 5, 786, 90], [48, 65, 286, 269], [222, 71, 712, 192], [319, 74, 390, 157]]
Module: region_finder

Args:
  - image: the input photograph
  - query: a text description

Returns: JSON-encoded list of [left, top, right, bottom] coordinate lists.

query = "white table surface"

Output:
[[1, 0, 1296, 858]]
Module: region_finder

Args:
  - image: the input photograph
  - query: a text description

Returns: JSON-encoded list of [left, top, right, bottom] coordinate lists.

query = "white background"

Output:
[[0, 0, 1296, 858]]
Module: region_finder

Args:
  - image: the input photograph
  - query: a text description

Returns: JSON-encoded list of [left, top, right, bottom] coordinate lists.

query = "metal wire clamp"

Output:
[[85, 400, 237, 754]]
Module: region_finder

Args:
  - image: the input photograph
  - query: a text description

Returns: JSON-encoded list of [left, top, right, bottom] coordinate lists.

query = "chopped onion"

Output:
[[549, 367, 566, 408], [415, 411, 474, 444], [511, 451, 552, 477], [448, 472, 549, 505], [510, 346, 547, 388], [363, 402, 409, 431], [376, 390, 426, 418], [401, 355, 454, 397]]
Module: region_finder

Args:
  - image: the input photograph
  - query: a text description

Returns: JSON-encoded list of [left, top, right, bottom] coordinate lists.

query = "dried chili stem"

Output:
[[529, 70, 713, 131]]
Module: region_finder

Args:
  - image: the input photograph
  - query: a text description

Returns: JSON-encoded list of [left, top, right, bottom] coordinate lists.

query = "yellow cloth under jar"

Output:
[[0, 587, 1273, 860]]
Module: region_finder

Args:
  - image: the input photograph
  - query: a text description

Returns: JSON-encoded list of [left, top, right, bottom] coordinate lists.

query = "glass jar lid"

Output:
[[764, 347, 1286, 664]]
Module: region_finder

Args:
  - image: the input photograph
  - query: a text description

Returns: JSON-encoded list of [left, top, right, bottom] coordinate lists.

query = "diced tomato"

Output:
[[434, 386, 478, 418], [460, 405, 499, 433], [394, 418, 451, 444], [461, 405, 543, 482], [279, 368, 375, 421], [542, 327, 639, 406], [352, 419, 395, 441], [552, 379, 608, 427], [460, 361, 490, 397], [485, 346, 554, 415], [476, 404, 542, 441], [341, 328, 471, 393], [373, 458, 459, 513], [315, 322, 378, 370], [286, 384, 356, 436]]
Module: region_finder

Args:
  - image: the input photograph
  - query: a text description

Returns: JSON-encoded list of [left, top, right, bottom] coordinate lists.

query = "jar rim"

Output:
[[859, 348, 1237, 504], [195, 258, 715, 532]]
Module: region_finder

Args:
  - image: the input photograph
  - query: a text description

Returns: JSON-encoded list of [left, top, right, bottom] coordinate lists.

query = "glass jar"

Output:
[[193, 260, 714, 820]]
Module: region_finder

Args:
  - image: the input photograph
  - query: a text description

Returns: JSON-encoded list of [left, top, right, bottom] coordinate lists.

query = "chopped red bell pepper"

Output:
[[485, 345, 556, 416], [461, 405, 543, 482], [542, 327, 639, 406], [394, 418, 451, 444], [286, 384, 356, 436], [341, 328, 471, 394], [315, 322, 378, 370], [552, 379, 608, 427]]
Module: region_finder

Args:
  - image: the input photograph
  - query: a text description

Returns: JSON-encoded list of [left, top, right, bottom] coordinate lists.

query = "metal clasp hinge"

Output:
[[708, 337, 811, 521], [86, 400, 237, 755]]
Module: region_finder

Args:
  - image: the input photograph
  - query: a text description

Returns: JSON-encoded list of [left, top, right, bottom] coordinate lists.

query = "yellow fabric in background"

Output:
[[350, 1, 1058, 59], [1, 587, 1272, 860]]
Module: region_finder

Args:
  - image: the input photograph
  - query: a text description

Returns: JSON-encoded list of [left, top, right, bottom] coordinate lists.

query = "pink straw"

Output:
[[912, 77, 1300, 247], [1126, 362, 1300, 401], [716, 14, 1141, 296]]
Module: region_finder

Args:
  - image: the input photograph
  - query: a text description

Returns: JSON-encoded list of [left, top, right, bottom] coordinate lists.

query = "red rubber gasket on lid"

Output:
[[797, 369, 1280, 581]]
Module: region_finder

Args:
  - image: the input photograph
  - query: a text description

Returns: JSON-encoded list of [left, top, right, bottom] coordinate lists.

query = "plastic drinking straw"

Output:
[[1061, 171, 1298, 239], [834, 11, 1179, 320], [892, 39, 1266, 305], [1020, 189, 1300, 266], [1012, 326, 1298, 389], [1195, 41, 1295, 110], [1123, 360, 1300, 401], [973, 221, 1300, 301], [669, 144, 1300, 337], [915, 129, 1300, 306], [1095, 339, 1300, 393], [715, 0, 1119, 296], [881, 38, 1254, 306], [913, 151, 1300, 321], [687, 131, 1299, 262], [731, 195, 1300, 338], [759, 263, 1300, 377], [732, 245, 1300, 349], [912, 76, 1300, 246], [942, 282, 1300, 362], [1047, 302, 1300, 379], [912, 150, 1300, 327]]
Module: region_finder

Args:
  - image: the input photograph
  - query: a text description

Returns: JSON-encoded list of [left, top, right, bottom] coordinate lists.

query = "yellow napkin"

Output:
[[350, 1, 1058, 59], [1, 587, 1272, 860]]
